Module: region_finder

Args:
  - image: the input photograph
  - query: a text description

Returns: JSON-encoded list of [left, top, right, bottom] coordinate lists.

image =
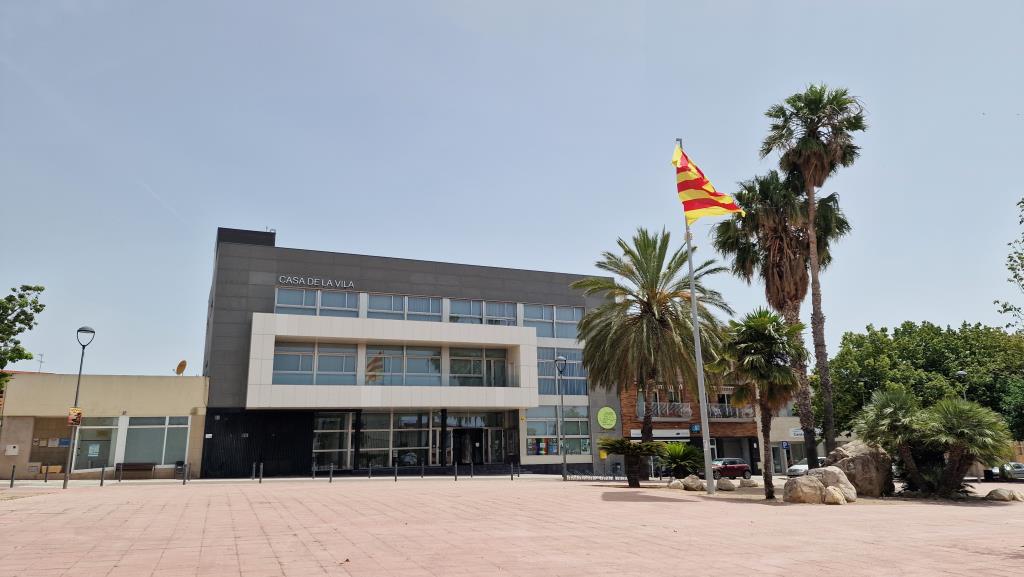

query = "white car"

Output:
[[997, 462, 1024, 480], [786, 457, 826, 477]]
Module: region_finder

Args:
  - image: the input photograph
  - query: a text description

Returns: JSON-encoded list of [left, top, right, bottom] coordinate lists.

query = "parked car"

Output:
[[997, 462, 1024, 480], [786, 457, 826, 477], [697, 458, 752, 480]]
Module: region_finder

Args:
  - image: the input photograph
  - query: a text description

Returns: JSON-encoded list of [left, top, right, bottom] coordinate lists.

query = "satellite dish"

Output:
[[175, 360, 187, 376]]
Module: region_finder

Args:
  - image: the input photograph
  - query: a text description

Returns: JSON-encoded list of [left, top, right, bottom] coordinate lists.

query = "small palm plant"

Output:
[[712, 308, 807, 499], [924, 398, 1014, 497], [660, 442, 704, 479], [853, 388, 928, 491], [598, 438, 663, 488]]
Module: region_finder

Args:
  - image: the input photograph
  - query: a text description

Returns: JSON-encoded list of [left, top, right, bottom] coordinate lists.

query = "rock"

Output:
[[806, 466, 858, 503], [985, 488, 1016, 502], [717, 478, 736, 491], [1014, 491, 1024, 502], [740, 478, 758, 488], [783, 476, 826, 504], [682, 475, 704, 491], [824, 441, 893, 497], [824, 486, 847, 505], [668, 479, 683, 489]]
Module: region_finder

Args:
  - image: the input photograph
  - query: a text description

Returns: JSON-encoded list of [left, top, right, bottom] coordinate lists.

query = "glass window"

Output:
[[168, 416, 189, 426], [273, 343, 315, 385], [124, 427, 165, 463], [320, 291, 358, 317], [74, 427, 117, 470], [484, 302, 517, 326], [128, 417, 166, 426], [449, 348, 484, 387], [405, 347, 441, 385], [524, 304, 555, 338], [80, 417, 118, 427], [555, 306, 584, 339], [316, 344, 357, 385], [163, 427, 188, 465], [407, 297, 442, 322], [450, 299, 483, 324], [313, 431, 349, 451], [536, 347, 587, 395], [393, 413, 428, 429], [276, 288, 317, 315], [359, 412, 391, 430], [368, 294, 405, 319]]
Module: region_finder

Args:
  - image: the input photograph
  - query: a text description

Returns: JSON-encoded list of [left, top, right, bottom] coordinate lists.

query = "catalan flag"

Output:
[[673, 143, 743, 225]]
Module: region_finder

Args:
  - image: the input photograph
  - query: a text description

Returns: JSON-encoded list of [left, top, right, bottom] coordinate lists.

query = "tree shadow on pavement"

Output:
[[601, 491, 692, 503]]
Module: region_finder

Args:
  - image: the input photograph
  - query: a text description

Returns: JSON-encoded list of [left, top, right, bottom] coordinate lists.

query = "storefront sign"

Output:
[[596, 406, 617, 430], [67, 407, 82, 426], [598, 449, 608, 460], [278, 275, 354, 289]]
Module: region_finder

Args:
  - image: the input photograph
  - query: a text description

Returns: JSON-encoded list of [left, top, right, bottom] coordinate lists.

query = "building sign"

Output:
[[278, 275, 354, 289], [690, 424, 701, 434], [596, 406, 617, 430]]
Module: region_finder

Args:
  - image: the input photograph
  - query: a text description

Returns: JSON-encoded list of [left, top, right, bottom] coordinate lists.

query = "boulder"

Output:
[[783, 476, 826, 504], [667, 479, 684, 490], [824, 441, 893, 497], [682, 475, 704, 491], [717, 478, 737, 491], [985, 489, 1016, 502], [806, 466, 858, 503], [739, 478, 758, 488], [1014, 491, 1024, 502], [823, 486, 847, 505]]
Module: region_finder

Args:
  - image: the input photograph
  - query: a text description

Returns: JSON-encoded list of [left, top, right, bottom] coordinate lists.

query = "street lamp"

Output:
[[63, 326, 95, 489], [955, 370, 968, 400], [554, 355, 567, 481]]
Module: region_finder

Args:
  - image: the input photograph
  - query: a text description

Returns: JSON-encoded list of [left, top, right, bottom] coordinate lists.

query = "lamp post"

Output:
[[63, 326, 95, 489], [555, 355, 567, 481], [955, 370, 968, 400]]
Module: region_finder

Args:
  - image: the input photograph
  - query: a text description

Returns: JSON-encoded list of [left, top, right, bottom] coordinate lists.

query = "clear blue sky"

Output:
[[3, 1, 1022, 376]]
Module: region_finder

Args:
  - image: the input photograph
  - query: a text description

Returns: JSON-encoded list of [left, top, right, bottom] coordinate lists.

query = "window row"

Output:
[[73, 416, 190, 470], [274, 289, 585, 339], [537, 347, 588, 395], [272, 344, 512, 387]]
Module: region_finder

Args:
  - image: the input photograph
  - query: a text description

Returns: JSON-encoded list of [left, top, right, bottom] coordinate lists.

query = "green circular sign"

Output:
[[597, 406, 617, 430]]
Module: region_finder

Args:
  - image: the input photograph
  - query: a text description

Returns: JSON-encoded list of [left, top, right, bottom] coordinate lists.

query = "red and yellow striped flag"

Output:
[[673, 144, 743, 225]]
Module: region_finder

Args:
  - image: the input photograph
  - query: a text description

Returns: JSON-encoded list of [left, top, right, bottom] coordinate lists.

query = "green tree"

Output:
[[597, 438, 663, 488], [995, 197, 1024, 330], [712, 308, 807, 499], [853, 388, 929, 491], [828, 321, 1024, 437], [761, 84, 867, 453], [712, 169, 850, 470], [1, 285, 46, 389], [572, 228, 732, 444], [660, 442, 704, 479]]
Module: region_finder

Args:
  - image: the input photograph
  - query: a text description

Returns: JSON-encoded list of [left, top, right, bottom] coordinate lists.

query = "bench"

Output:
[[115, 462, 157, 480]]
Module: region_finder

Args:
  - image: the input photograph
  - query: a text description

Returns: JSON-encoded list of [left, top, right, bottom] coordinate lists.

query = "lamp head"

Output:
[[955, 370, 968, 379], [554, 355, 567, 374], [77, 326, 96, 348]]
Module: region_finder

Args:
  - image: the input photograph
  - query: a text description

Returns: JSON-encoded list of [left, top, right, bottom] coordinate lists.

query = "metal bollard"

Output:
[[182, 463, 188, 485], [454, 462, 458, 482], [100, 466, 105, 487], [118, 465, 123, 483], [394, 461, 398, 483], [511, 464, 514, 481], [470, 461, 474, 479], [421, 462, 424, 478], [258, 462, 264, 484], [312, 463, 316, 480], [43, 465, 49, 483], [8, 465, 14, 488], [251, 462, 256, 481], [329, 463, 334, 483], [368, 465, 372, 479]]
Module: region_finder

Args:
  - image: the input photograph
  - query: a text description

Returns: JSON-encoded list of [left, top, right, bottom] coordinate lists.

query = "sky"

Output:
[[2, 1, 1023, 376]]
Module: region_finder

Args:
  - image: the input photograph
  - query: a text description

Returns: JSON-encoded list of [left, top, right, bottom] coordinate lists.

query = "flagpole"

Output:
[[678, 138, 716, 495]]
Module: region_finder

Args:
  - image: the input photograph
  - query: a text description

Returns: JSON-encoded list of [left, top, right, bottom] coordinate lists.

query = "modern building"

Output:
[[201, 228, 622, 477], [619, 383, 762, 472], [0, 372, 208, 479]]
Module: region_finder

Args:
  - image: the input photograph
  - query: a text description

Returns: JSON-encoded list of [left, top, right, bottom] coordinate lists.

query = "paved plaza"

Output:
[[0, 476, 1022, 577]]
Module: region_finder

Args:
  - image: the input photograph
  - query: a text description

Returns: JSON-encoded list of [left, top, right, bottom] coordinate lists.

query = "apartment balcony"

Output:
[[707, 402, 755, 420], [636, 402, 693, 421]]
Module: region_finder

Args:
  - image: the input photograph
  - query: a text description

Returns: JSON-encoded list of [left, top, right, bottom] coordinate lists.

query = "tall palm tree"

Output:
[[572, 228, 732, 444], [712, 170, 850, 469], [712, 308, 807, 500], [760, 84, 867, 453]]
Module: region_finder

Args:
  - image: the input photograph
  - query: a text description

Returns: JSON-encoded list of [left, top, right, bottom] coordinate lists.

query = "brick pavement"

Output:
[[0, 477, 1021, 577]]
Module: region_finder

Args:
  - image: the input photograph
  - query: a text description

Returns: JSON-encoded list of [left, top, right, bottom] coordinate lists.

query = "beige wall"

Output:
[[0, 374, 208, 479]]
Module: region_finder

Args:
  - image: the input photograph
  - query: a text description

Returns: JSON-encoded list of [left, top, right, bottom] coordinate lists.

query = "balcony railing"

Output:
[[636, 402, 693, 420], [707, 403, 755, 420]]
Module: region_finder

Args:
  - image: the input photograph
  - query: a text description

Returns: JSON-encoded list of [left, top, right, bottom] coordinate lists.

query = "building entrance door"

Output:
[[451, 428, 485, 465]]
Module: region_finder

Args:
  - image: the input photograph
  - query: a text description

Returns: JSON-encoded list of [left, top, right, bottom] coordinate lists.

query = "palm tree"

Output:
[[853, 388, 929, 491], [760, 84, 867, 453], [597, 438, 663, 488], [712, 308, 807, 500], [660, 442, 705, 479], [712, 170, 850, 470], [924, 398, 1014, 497], [572, 228, 732, 444]]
